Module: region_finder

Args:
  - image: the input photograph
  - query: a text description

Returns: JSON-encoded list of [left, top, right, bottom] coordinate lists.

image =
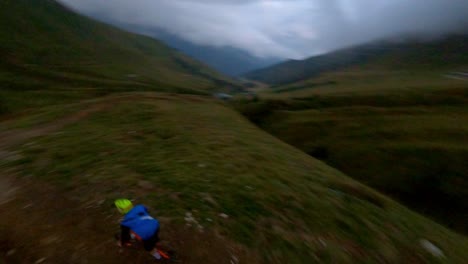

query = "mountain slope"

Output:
[[236, 48, 468, 234], [54, 7, 282, 77], [151, 29, 281, 76], [129, 27, 282, 76], [244, 35, 468, 86], [1, 93, 468, 263], [0, 0, 238, 94]]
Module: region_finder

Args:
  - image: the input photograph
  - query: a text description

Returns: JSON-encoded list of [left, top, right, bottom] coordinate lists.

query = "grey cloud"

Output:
[[58, 0, 468, 59]]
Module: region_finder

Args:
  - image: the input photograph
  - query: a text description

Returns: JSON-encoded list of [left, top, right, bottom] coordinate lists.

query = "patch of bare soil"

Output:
[[0, 177, 249, 263]]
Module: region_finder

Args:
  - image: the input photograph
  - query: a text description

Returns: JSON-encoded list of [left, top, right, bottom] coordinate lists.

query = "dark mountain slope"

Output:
[[0, 0, 238, 93], [245, 35, 468, 86]]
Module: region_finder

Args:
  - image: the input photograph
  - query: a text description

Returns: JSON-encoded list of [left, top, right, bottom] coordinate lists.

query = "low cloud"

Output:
[[59, 0, 468, 59]]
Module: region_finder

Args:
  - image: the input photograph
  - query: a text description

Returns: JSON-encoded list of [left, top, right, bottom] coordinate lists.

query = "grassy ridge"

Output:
[[4, 94, 468, 263]]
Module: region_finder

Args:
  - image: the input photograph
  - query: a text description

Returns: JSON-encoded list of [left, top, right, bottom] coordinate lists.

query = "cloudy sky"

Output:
[[59, 0, 468, 59]]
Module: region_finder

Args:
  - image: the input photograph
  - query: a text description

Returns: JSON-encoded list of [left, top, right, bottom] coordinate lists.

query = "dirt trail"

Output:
[[1, 175, 242, 263], [0, 94, 248, 263], [0, 94, 143, 151], [0, 92, 213, 151]]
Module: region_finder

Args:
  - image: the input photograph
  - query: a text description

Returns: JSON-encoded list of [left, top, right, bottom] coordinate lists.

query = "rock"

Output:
[[35, 258, 46, 264], [219, 213, 229, 219], [318, 238, 327, 248], [23, 203, 33, 209], [138, 180, 154, 190], [40, 235, 60, 245], [185, 212, 196, 223], [201, 193, 218, 206], [6, 249, 16, 256], [420, 239, 445, 258]]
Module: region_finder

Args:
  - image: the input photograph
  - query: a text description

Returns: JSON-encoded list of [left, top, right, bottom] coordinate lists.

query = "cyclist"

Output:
[[115, 199, 162, 260]]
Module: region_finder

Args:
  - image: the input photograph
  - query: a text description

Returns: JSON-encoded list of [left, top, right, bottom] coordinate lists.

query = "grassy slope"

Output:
[[2, 93, 467, 263], [267, 69, 465, 97], [0, 0, 239, 114], [244, 35, 468, 86], [236, 69, 468, 234]]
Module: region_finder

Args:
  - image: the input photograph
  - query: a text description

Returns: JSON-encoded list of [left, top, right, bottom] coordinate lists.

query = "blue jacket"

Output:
[[121, 205, 159, 241]]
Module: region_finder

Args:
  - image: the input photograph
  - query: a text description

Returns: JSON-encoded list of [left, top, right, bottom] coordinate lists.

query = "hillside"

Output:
[[235, 66, 468, 235], [152, 32, 281, 77], [115, 25, 282, 76], [244, 34, 468, 86], [0, 0, 240, 114], [1, 92, 467, 263]]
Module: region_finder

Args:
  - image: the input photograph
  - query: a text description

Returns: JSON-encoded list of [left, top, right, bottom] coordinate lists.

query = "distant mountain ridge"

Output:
[[244, 34, 468, 86], [85, 19, 282, 77], [148, 28, 282, 76]]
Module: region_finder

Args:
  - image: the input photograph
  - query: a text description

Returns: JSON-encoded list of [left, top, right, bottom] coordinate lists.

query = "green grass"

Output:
[[234, 69, 468, 235], [266, 70, 467, 99], [7, 94, 468, 263]]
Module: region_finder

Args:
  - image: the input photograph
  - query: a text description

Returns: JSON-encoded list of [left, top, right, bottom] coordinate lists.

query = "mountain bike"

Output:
[[115, 233, 176, 262]]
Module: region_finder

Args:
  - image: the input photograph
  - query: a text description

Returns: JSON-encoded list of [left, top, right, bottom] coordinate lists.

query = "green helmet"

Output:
[[115, 199, 133, 214]]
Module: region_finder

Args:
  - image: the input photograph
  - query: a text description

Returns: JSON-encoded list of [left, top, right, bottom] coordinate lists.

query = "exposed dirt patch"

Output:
[[0, 95, 131, 150], [0, 176, 250, 263]]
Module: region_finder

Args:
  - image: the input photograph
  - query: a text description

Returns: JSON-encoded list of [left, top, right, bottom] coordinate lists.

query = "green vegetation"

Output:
[[234, 70, 468, 235], [0, 0, 240, 115], [244, 35, 468, 86], [266, 69, 468, 99], [5, 95, 468, 263]]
